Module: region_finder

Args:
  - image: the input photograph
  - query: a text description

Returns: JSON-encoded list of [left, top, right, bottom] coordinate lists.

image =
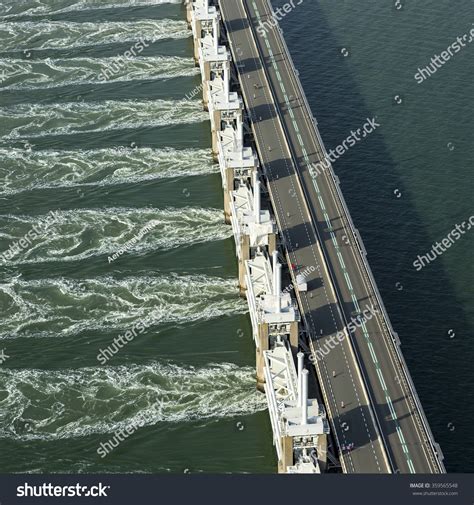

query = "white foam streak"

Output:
[[0, 148, 216, 195], [0, 362, 266, 440], [0, 19, 189, 51], [0, 0, 182, 19], [0, 273, 244, 339], [0, 56, 199, 90], [0, 207, 231, 264], [0, 99, 207, 140]]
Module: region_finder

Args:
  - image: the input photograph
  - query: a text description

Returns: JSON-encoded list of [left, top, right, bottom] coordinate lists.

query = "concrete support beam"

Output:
[[289, 321, 299, 355], [278, 436, 293, 473], [211, 107, 221, 158], [185, 0, 193, 25], [189, 0, 328, 475], [256, 323, 269, 389], [238, 234, 250, 294], [268, 233, 277, 255], [318, 434, 328, 473], [223, 166, 234, 223]]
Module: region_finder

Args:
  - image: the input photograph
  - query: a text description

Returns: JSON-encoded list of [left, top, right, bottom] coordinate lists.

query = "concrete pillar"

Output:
[[278, 436, 293, 473], [224, 60, 230, 100], [202, 79, 209, 111], [289, 321, 299, 355], [212, 128, 219, 160], [297, 352, 304, 408], [272, 250, 278, 295], [212, 16, 219, 54], [202, 61, 211, 110], [202, 60, 211, 83], [193, 20, 202, 63], [223, 188, 231, 225], [224, 167, 233, 223], [275, 264, 282, 313], [238, 234, 250, 295], [186, 0, 193, 25], [236, 111, 243, 154], [268, 233, 277, 255], [211, 109, 221, 159], [256, 323, 269, 389], [317, 434, 328, 473], [253, 172, 261, 225], [301, 369, 309, 425]]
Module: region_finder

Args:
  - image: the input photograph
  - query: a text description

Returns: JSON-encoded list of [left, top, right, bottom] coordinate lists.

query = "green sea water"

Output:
[[0, 0, 274, 473]]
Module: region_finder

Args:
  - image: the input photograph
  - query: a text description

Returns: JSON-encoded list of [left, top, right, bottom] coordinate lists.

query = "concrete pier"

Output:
[[186, 0, 329, 473]]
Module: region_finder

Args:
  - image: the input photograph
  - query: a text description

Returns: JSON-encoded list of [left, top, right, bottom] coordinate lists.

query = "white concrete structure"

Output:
[[229, 173, 277, 290], [264, 339, 329, 473], [186, 0, 329, 474], [245, 248, 300, 397]]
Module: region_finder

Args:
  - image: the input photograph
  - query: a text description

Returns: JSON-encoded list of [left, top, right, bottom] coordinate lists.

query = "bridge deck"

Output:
[[219, 0, 443, 474]]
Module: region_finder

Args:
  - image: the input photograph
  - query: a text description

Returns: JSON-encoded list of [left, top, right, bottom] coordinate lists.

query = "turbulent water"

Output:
[[0, 147, 217, 194], [0, 0, 272, 474], [0, 362, 266, 440], [0, 19, 189, 51], [0, 0, 183, 19], [0, 207, 232, 263], [0, 273, 247, 339], [0, 56, 199, 90], [0, 99, 207, 139]]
